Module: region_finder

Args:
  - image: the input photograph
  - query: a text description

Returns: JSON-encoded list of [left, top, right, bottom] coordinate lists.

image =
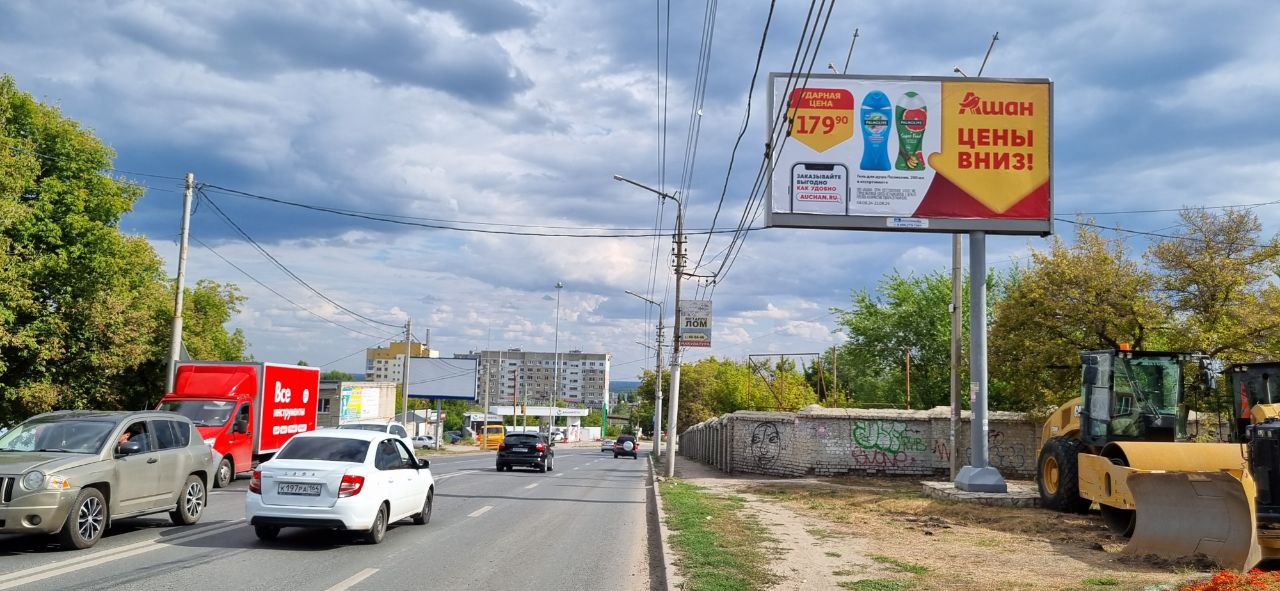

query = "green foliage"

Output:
[[631, 358, 816, 433], [837, 580, 911, 591], [990, 224, 1165, 413], [320, 369, 354, 381], [868, 554, 929, 575], [0, 75, 246, 424], [831, 269, 1009, 410]]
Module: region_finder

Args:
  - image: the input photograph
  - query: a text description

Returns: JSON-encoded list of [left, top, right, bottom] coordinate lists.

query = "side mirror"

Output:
[[118, 440, 144, 456], [233, 420, 248, 434], [417, 458, 430, 469]]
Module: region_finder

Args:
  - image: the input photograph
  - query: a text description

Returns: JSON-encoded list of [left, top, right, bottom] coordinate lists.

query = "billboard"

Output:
[[405, 357, 478, 400], [767, 74, 1051, 235], [339, 384, 383, 422], [679, 300, 712, 348]]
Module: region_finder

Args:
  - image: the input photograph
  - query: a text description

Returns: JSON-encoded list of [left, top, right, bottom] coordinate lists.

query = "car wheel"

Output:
[[613, 453, 619, 458], [496, 463, 504, 472], [58, 487, 107, 549], [539, 460, 547, 473], [505, 464, 514, 472], [547, 457, 554, 472], [413, 488, 433, 525], [169, 474, 206, 525], [254, 525, 280, 541], [363, 504, 388, 544], [214, 456, 233, 489]]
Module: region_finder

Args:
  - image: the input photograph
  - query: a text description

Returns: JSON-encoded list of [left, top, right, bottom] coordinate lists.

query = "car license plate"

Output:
[[278, 483, 321, 496], [513, 447, 528, 452]]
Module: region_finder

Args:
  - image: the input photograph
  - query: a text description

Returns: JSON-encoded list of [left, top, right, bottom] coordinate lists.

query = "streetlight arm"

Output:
[[612, 175, 680, 204]]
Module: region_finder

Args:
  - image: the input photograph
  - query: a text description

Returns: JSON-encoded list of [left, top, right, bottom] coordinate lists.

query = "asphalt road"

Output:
[[0, 448, 652, 590]]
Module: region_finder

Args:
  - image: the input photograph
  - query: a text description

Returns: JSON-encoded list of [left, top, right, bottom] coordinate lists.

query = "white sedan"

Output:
[[245, 429, 435, 544]]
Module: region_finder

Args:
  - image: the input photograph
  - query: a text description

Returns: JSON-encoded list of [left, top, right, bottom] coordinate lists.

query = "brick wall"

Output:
[[678, 405, 1041, 479]]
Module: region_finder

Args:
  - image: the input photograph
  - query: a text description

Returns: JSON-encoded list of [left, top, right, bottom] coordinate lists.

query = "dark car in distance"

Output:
[[613, 435, 638, 459], [496, 433, 554, 472]]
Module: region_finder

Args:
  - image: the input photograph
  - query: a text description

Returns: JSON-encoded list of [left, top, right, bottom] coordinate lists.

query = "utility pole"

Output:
[[905, 347, 911, 410], [614, 174, 683, 477], [626, 290, 664, 457], [666, 196, 685, 477], [552, 282, 564, 438], [482, 353, 491, 450], [401, 318, 412, 431], [166, 172, 195, 394]]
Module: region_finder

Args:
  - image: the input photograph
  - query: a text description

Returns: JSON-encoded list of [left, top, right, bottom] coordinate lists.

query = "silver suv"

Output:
[[0, 410, 215, 549]]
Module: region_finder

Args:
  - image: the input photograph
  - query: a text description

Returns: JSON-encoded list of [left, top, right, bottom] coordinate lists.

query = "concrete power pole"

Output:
[[401, 318, 412, 430], [481, 353, 491, 450], [166, 172, 195, 394], [653, 320, 664, 457], [666, 197, 684, 477]]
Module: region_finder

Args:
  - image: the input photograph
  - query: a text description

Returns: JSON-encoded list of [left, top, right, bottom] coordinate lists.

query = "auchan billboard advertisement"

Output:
[[767, 74, 1051, 236]]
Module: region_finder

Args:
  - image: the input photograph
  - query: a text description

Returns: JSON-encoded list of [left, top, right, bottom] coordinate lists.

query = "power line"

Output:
[[191, 236, 399, 340], [198, 189, 404, 330], [200, 182, 743, 238], [694, 0, 777, 271], [318, 337, 390, 368], [1073, 199, 1280, 216]]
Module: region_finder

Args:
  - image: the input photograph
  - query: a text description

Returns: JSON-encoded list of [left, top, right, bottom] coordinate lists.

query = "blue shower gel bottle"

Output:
[[859, 90, 892, 171]]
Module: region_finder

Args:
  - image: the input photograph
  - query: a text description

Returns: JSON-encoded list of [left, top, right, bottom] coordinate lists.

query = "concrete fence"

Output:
[[678, 405, 1041, 478]]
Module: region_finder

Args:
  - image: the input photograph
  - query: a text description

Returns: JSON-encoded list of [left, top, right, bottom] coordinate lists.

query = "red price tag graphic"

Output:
[[787, 88, 854, 152]]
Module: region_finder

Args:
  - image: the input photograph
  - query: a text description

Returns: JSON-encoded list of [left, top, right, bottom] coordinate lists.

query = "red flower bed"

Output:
[[1181, 570, 1280, 591]]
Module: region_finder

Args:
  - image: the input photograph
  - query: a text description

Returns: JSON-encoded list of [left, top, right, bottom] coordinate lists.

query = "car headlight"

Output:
[[203, 438, 218, 446], [20, 470, 44, 491]]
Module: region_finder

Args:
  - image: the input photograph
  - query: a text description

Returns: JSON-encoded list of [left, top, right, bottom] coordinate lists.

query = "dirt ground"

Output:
[[662, 459, 1211, 591]]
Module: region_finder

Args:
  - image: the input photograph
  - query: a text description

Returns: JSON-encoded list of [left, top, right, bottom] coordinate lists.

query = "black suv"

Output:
[[496, 433, 555, 472], [613, 434, 639, 459]]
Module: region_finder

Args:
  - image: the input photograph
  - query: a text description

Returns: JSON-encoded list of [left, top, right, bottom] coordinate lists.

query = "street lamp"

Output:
[[614, 174, 684, 478], [625, 289, 664, 457], [551, 281, 564, 437]]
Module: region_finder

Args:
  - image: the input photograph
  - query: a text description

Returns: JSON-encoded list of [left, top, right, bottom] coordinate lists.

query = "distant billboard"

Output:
[[405, 357, 478, 401], [767, 74, 1052, 236], [339, 384, 383, 422], [679, 300, 712, 348]]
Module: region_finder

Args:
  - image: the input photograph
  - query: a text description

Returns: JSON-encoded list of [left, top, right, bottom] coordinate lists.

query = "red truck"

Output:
[[157, 361, 320, 488]]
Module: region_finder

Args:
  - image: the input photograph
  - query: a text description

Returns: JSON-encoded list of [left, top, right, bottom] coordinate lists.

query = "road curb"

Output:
[[648, 454, 680, 591]]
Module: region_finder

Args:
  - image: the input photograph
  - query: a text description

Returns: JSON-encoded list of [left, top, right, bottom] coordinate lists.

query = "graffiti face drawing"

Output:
[[750, 422, 782, 468]]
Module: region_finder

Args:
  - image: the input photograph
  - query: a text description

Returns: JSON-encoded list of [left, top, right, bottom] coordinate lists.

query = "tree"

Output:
[[1148, 208, 1280, 361], [321, 370, 354, 381], [832, 270, 1008, 410], [0, 75, 247, 422], [990, 223, 1166, 413], [630, 358, 816, 433]]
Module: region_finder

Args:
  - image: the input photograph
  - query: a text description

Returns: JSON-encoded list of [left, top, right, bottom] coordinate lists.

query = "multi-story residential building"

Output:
[[365, 340, 438, 382], [460, 349, 611, 409]]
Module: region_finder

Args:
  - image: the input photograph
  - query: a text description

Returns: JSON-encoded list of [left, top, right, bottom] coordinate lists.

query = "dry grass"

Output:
[[744, 477, 1209, 591]]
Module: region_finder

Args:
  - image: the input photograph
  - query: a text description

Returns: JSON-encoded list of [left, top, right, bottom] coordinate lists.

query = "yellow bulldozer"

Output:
[[1037, 348, 1280, 570]]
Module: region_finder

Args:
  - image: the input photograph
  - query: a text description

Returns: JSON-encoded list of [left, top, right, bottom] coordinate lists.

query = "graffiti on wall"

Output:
[[929, 429, 1031, 471], [749, 422, 783, 468], [850, 420, 926, 469]]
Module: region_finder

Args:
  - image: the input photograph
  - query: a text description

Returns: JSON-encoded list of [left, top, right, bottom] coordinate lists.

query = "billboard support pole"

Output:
[[949, 233, 963, 480], [955, 231, 1007, 492]]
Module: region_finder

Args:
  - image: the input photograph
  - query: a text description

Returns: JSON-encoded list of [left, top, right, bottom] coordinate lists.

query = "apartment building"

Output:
[[365, 340, 438, 382], [460, 349, 611, 408]]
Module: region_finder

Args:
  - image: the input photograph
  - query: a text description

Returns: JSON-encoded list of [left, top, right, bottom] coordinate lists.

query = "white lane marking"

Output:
[[551, 473, 563, 477], [467, 505, 493, 517], [524, 482, 539, 489], [0, 519, 246, 590], [573, 467, 580, 470], [433, 470, 477, 481], [324, 568, 379, 591]]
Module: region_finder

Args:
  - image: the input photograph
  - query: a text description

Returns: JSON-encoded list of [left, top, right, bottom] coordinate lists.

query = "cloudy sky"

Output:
[[2, 0, 1278, 379]]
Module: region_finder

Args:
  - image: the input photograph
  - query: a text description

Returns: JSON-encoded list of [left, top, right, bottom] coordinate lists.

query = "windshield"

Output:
[[336, 424, 389, 433], [0, 419, 116, 454], [277, 437, 369, 462], [158, 400, 235, 427], [1119, 356, 1181, 414]]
